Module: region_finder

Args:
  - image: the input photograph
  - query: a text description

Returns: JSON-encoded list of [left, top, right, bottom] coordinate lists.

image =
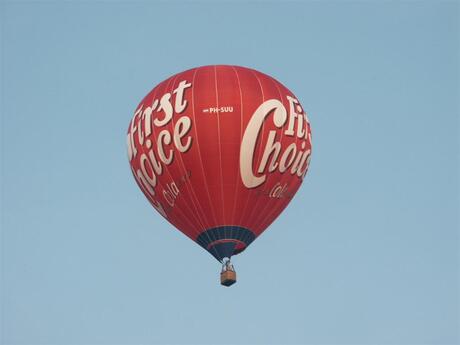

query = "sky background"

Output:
[[1, 1, 459, 344]]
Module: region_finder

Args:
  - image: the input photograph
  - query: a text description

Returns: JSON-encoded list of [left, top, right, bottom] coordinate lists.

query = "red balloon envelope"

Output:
[[127, 65, 312, 264]]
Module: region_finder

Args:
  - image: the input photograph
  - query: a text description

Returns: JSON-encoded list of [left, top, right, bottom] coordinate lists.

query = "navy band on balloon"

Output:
[[196, 226, 256, 262]]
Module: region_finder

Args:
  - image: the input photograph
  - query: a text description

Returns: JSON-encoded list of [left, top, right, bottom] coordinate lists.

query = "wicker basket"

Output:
[[220, 270, 237, 287]]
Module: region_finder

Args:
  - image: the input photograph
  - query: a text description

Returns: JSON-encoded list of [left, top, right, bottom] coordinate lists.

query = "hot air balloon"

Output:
[[127, 65, 312, 286]]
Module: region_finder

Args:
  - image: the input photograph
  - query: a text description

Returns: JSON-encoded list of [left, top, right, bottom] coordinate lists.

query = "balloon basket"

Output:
[[221, 259, 237, 287], [221, 270, 236, 287]]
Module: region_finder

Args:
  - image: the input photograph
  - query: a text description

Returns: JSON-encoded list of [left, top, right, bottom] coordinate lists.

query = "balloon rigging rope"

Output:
[[214, 66, 228, 240], [189, 66, 221, 253], [229, 66, 244, 239]]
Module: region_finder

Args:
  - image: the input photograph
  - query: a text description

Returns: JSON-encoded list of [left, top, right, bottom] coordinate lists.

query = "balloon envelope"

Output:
[[127, 65, 312, 262]]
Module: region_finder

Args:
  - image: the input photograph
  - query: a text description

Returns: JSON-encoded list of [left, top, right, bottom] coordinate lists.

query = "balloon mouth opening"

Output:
[[206, 239, 246, 250], [195, 226, 256, 262], [207, 240, 247, 262]]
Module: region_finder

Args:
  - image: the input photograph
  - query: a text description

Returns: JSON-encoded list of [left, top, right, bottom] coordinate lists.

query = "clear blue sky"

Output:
[[1, 1, 459, 344]]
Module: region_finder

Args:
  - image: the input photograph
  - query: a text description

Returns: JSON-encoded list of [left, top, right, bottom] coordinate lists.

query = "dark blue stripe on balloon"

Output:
[[196, 226, 256, 262]]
